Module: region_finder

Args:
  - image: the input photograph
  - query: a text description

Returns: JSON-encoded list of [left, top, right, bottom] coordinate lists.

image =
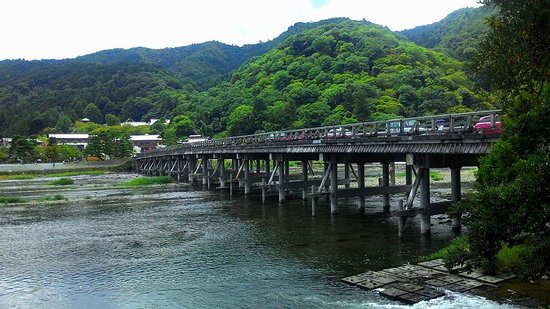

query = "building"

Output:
[[47, 134, 162, 152], [121, 118, 170, 127], [0, 137, 12, 148], [131, 135, 163, 152], [48, 134, 89, 150]]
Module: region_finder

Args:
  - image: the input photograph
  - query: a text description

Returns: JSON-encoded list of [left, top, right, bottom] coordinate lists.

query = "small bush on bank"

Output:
[[123, 176, 172, 186], [0, 196, 24, 204], [43, 194, 67, 201], [48, 178, 74, 185]]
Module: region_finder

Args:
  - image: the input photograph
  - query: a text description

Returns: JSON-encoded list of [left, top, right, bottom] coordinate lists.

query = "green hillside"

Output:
[[0, 17, 497, 138], [183, 19, 495, 136], [0, 18, 354, 136], [400, 6, 496, 61]]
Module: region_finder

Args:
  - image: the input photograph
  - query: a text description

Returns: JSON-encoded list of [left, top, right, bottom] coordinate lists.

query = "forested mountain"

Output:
[[400, 7, 496, 61], [0, 18, 354, 136], [183, 19, 495, 136], [0, 13, 496, 137]]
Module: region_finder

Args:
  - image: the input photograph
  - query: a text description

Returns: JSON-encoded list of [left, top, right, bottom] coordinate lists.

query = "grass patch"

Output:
[[0, 196, 25, 204], [122, 176, 172, 186], [430, 171, 444, 181], [48, 178, 74, 185], [496, 243, 532, 273], [43, 194, 67, 201], [49, 170, 107, 177], [0, 169, 108, 180], [0, 174, 35, 180], [421, 235, 470, 262]]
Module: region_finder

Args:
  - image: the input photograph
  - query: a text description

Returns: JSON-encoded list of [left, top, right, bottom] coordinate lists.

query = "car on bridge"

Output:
[[322, 128, 353, 139], [386, 119, 427, 135], [474, 115, 502, 134]]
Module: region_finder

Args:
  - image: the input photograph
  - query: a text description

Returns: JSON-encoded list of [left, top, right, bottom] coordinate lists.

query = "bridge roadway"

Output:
[[134, 110, 501, 236]]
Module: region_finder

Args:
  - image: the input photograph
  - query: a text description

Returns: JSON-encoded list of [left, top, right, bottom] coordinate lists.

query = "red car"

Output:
[[474, 115, 502, 134]]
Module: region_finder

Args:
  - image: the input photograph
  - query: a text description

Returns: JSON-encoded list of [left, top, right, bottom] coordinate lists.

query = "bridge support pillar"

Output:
[[302, 160, 308, 201], [330, 161, 338, 215], [357, 162, 365, 214], [405, 165, 413, 186], [419, 167, 431, 235], [264, 160, 270, 181], [202, 156, 208, 187], [219, 158, 226, 188], [244, 159, 250, 195], [451, 165, 462, 233], [278, 160, 285, 203], [344, 163, 350, 189], [176, 156, 182, 183], [323, 162, 330, 197], [382, 162, 390, 212], [188, 157, 196, 184]]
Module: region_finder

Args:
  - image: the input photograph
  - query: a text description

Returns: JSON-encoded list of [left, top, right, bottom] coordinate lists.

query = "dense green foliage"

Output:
[[0, 19, 342, 137], [185, 19, 492, 136], [401, 7, 496, 61], [1, 13, 495, 138], [84, 130, 133, 160], [450, 0, 550, 278]]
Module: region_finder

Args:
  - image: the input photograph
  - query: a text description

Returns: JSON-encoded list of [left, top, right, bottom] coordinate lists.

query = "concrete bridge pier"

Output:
[[344, 163, 351, 189], [382, 162, 391, 212], [278, 159, 286, 202], [419, 167, 431, 235], [357, 162, 366, 214], [264, 159, 270, 183], [301, 160, 308, 201], [188, 156, 197, 184], [218, 157, 226, 188], [201, 155, 209, 187], [451, 165, 462, 233], [244, 157, 250, 195], [330, 160, 338, 215]]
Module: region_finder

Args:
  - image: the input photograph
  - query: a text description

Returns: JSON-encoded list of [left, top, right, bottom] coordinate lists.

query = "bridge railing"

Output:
[[136, 110, 501, 158]]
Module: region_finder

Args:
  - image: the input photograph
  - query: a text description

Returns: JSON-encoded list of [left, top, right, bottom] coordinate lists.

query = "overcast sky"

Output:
[[1, 0, 482, 61]]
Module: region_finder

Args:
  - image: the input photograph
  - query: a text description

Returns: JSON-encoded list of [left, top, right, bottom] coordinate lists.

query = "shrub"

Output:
[[48, 178, 74, 185], [0, 196, 24, 204]]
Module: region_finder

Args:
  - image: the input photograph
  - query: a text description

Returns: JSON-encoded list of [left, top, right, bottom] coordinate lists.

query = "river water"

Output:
[[0, 174, 513, 308]]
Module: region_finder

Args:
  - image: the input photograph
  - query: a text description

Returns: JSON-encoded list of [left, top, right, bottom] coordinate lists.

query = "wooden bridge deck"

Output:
[[134, 110, 501, 236]]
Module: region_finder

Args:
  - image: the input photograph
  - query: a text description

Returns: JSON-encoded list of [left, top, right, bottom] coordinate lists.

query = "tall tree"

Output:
[[83, 103, 104, 124], [105, 114, 121, 126], [460, 0, 550, 277], [55, 115, 73, 133]]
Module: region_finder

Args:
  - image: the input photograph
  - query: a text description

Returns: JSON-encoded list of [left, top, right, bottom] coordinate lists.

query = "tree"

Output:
[[85, 129, 132, 160], [55, 115, 73, 133], [105, 114, 121, 126], [455, 0, 550, 277], [172, 115, 195, 138], [113, 135, 133, 158], [10, 136, 36, 163], [83, 103, 104, 124], [227, 105, 256, 136]]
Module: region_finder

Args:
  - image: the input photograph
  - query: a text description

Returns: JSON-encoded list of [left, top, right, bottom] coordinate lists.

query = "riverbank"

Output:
[[0, 158, 132, 174]]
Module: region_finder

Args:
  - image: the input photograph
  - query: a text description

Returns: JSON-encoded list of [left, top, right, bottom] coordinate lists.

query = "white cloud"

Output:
[[0, 0, 481, 60]]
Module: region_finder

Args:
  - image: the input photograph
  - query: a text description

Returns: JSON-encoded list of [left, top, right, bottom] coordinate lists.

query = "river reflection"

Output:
[[0, 178, 511, 308]]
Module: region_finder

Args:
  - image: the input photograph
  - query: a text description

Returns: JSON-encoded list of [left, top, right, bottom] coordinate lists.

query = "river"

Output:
[[0, 174, 514, 308]]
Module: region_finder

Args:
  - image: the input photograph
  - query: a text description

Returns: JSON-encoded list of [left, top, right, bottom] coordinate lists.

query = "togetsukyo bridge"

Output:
[[134, 110, 501, 236]]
